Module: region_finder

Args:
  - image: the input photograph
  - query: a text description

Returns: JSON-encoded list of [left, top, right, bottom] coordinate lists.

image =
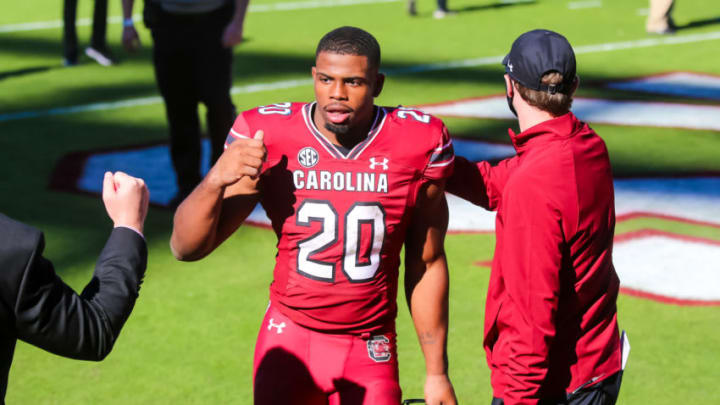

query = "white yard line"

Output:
[[0, 15, 140, 33], [567, 0, 602, 10], [419, 96, 720, 131], [573, 31, 720, 53], [0, 79, 313, 122], [499, 0, 535, 4], [2, 31, 720, 122], [0, 0, 400, 33], [249, 0, 398, 12]]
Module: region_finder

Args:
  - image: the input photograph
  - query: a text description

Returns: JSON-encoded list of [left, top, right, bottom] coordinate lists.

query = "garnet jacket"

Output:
[[447, 112, 622, 404]]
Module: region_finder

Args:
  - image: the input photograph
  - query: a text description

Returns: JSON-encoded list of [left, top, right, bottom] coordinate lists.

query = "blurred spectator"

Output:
[[646, 0, 676, 34], [121, 0, 249, 207], [407, 0, 455, 19], [63, 0, 115, 65], [0, 172, 149, 401]]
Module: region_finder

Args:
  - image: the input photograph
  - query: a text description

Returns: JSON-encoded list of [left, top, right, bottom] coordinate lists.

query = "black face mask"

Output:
[[506, 79, 518, 117], [506, 93, 518, 117]]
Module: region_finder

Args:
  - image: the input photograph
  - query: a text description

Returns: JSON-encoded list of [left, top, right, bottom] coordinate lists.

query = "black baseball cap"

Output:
[[502, 29, 576, 95]]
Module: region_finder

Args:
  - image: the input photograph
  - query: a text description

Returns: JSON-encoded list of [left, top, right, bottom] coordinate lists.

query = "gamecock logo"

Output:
[[367, 335, 392, 362]]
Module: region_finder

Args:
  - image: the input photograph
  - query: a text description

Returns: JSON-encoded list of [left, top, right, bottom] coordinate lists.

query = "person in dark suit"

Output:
[[0, 171, 149, 401]]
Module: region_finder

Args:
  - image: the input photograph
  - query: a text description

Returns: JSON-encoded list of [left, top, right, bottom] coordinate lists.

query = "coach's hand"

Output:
[[207, 130, 266, 189], [103, 171, 150, 234], [425, 373, 457, 405]]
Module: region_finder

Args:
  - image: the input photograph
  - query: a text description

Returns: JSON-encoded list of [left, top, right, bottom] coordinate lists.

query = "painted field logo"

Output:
[[367, 335, 391, 362], [298, 147, 319, 168]]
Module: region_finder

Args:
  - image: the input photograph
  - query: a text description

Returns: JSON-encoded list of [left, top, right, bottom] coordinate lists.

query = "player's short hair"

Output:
[[515, 71, 576, 116], [316, 26, 381, 71]]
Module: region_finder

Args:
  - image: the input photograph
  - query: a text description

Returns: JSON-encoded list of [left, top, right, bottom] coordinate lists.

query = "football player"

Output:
[[170, 26, 457, 405]]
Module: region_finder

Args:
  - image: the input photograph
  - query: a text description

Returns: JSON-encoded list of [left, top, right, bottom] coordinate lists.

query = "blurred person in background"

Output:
[[407, 0, 454, 19], [646, 0, 676, 34], [63, 0, 115, 65], [0, 172, 149, 401], [447, 29, 627, 404], [121, 0, 249, 207]]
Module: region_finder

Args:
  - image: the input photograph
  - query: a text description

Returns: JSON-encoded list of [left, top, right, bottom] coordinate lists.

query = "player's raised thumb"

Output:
[[253, 130, 264, 143]]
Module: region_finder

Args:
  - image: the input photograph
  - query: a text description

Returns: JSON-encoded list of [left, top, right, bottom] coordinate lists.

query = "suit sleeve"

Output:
[[445, 155, 519, 211], [500, 183, 563, 403], [14, 227, 147, 361]]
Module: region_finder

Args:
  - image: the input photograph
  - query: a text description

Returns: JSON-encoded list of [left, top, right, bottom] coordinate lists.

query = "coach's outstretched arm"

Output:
[[11, 172, 148, 361], [171, 130, 266, 261], [445, 155, 518, 210], [405, 180, 457, 405]]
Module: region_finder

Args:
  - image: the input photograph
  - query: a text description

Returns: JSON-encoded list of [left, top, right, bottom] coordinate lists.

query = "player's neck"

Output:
[[332, 128, 371, 151], [314, 105, 377, 150]]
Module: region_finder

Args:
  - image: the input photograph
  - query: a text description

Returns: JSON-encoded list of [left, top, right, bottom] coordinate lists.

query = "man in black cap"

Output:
[[447, 29, 626, 404]]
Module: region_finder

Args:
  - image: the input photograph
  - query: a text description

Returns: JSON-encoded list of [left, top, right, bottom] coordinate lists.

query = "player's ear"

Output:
[[570, 75, 580, 96], [312, 66, 317, 80], [373, 72, 385, 98]]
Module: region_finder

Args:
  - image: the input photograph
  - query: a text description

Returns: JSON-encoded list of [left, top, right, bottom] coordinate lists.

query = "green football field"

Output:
[[2, 0, 720, 403]]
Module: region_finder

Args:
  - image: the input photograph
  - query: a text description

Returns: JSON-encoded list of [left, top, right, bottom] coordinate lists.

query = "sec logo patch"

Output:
[[367, 335, 392, 362], [298, 147, 319, 168]]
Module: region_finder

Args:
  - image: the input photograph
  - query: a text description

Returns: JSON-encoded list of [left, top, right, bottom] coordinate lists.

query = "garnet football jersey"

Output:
[[225, 102, 454, 334]]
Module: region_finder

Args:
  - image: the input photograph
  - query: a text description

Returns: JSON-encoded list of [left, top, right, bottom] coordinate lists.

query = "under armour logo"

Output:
[[508, 62, 513, 72], [369, 157, 389, 170], [268, 318, 286, 334]]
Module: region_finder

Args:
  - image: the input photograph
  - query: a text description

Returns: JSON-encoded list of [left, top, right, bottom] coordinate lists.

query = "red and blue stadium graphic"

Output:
[[50, 72, 720, 306]]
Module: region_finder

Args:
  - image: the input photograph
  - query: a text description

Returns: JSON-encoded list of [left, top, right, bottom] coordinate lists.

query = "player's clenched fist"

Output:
[[102, 171, 150, 233], [207, 130, 266, 189]]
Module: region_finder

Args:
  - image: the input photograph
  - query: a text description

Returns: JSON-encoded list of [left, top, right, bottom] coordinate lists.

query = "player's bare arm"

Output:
[[170, 131, 266, 261], [404, 180, 457, 405]]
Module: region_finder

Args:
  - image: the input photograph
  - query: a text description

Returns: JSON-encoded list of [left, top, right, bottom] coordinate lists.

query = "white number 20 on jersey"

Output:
[[397, 106, 430, 123], [296, 200, 386, 283], [258, 102, 292, 115]]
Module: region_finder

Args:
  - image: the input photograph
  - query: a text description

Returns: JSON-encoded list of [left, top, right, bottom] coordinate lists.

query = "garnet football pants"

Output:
[[254, 304, 402, 405]]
